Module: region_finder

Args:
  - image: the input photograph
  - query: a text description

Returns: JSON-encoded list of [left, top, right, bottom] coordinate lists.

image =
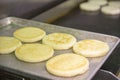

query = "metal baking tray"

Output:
[[0, 17, 119, 80]]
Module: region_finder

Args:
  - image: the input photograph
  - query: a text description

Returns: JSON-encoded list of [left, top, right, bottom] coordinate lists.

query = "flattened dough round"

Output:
[[80, 2, 100, 11], [42, 33, 76, 50], [15, 44, 54, 62], [0, 36, 22, 54], [108, 1, 120, 7], [46, 53, 89, 77], [14, 27, 46, 42], [73, 39, 109, 57], [89, 0, 108, 6], [101, 6, 120, 15]]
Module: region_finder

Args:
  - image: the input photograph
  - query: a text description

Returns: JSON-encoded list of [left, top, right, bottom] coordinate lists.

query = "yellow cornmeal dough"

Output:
[[0, 36, 22, 54], [80, 2, 100, 12], [73, 39, 109, 57], [14, 27, 46, 42], [15, 44, 54, 62], [46, 53, 89, 77], [42, 33, 76, 50]]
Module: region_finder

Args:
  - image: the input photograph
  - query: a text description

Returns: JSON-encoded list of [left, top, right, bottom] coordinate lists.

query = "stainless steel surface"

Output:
[[32, 0, 84, 23], [0, 17, 119, 80]]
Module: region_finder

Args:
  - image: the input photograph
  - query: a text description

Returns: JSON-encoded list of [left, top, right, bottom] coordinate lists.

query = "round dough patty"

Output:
[[0, 36, 22, 54], [101, 5, 120, 15], [15, 44, 54, 62], [108, 1, 120, 8], [42, 33, 76, 50], [80, 2, 100, 11], [73, 39, 109, 57], [88, 0, 108, 6], [14, 27, 46, 42], [46, 53, 89, 77]]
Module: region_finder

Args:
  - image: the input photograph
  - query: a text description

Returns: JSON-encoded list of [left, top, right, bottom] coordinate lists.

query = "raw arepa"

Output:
[[0, 36, 22, 54], [15, 44, 54, 62], [42, 33, 76, 50], [46, 53, 89, 77], [73, 39, 109, 57], [101, 5, 120, 15], [14, 27, 46, 42], [80, 2, 100, 11]]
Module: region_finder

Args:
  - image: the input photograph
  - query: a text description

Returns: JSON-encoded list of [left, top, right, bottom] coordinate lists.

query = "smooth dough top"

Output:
[[42, 33, 76, 50], [108, 1, 120, 7], [101, 6, 120, 15], [46, 53, 89, 77], [15, 44, 54, 62], [73, 39, 109, 57], [0, 36, 22, 54], [88, 0, 108, 6], [14, 27, 46, 42], [80, 2, 100, 11]]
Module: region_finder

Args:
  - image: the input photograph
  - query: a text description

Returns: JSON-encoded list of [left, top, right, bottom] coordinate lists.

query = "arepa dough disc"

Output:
[[46, 53, 89, 77], [88, 0, 108, 6], [14, 27, 46, 42], [0, 36, 22, 54], [42, 33, 76, 50], [80, 2, 100, 11], [108, 1, 120, 8], [15, 44, 54, 62], [73, 39, 109, 57], [101, 6, 120, 15]]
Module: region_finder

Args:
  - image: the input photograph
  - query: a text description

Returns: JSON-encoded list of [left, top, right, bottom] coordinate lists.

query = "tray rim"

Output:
[[0, 17, 120, 39]]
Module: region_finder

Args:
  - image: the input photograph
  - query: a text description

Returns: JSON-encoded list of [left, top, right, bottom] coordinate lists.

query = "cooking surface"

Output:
[[53, 7, 120, 37], [0, 17, 119, 80]]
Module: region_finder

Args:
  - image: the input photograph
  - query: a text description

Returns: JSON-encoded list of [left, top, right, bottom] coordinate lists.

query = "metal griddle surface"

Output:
[[53, 7, 120, 37], [0, 17, 119, 80]]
